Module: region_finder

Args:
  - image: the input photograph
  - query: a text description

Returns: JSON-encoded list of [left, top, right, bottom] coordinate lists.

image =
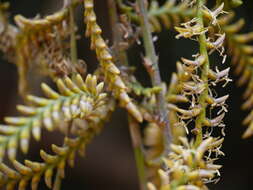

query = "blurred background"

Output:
[[1, 0, 253, 189]]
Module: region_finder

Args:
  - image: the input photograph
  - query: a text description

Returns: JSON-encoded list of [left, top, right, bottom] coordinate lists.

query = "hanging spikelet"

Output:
[[0, 74, 107, 161], [83, 0, 143, 122]]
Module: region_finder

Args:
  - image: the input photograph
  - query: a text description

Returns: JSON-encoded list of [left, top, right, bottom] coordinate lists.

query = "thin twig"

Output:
[[137, 0, 172, 157], [107, 1, 147, 189], [128, 115, 147, 190]]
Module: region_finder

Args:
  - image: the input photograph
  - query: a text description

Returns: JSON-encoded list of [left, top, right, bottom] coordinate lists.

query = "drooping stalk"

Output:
[[137, 0, 172, 155], [128, 116, 146, 190]]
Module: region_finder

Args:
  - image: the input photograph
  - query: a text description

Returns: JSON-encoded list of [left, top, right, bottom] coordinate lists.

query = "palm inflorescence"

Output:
[[0, 0, 252, 190]]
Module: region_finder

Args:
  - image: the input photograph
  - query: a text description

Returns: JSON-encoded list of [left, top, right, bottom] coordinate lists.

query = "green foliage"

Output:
[[217, 0, 243, 9]]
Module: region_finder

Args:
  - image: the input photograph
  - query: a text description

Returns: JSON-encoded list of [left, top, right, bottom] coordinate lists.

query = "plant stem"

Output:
[[137, 0, 172, 155], [128, 115, 147, 190], [69, 3, 78, 64], [195, 0, 210, 147], [107, 1, 146, 189], [53, 170, 62, 190]]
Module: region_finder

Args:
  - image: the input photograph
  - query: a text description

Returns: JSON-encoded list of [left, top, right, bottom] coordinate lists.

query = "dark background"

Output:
[[1, 0, 253, 189]]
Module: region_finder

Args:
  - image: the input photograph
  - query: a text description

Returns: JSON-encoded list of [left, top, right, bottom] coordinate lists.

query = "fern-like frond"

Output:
[[0, 136, 87, 190], [0, 74, 107, 161], [148, 0, 195, 32], [0, 97, 115, 190], [83, 0, 143, 122], [118, 0, 195, 32], [217, 13, 253, 138]]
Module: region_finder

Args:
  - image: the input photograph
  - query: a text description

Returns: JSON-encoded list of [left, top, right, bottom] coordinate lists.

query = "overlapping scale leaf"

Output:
[[0, 74, 107, 161]]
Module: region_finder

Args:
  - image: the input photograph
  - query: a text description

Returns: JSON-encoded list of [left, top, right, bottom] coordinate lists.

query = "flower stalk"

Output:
[[194, 0, 210, 147]]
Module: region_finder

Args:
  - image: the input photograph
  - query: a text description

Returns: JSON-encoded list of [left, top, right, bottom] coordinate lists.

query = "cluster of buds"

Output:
[[83, 0, 143, 122], [147, 137, 223, 190], [170, 2, 230, 139], [167, 58, 229, 132]]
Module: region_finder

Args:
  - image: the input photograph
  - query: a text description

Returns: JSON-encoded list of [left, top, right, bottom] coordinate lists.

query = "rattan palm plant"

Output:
[[0, 0, 251, 189]]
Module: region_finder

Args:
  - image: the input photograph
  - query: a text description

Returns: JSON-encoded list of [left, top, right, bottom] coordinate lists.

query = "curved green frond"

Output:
[[0, 74, 107, 161], [0, 98, 115, 190], [218, 14, 253, 138], [120, 0, 195, 32]]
